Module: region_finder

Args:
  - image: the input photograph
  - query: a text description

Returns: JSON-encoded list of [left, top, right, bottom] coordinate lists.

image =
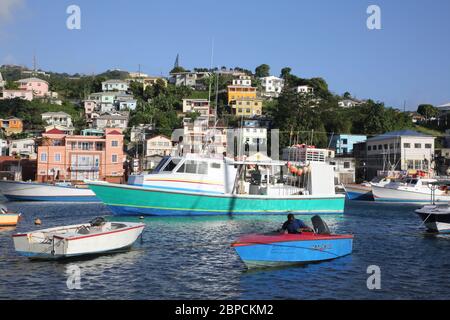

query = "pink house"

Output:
[[17, 77, 49, 97], [1, 89, 34, 101], [37, 128, 125, 183]]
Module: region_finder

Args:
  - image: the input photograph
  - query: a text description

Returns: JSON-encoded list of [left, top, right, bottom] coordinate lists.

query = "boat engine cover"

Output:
[[311, 215, 331, 235]]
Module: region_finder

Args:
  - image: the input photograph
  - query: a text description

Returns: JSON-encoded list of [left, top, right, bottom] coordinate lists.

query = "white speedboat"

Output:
[[372, 177, 450, 204], [0, 180, 99, 202], [13, 217, 145, 259], [415, 204, 450, 233]]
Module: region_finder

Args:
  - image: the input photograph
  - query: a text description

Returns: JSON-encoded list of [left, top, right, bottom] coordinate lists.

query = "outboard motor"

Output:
[[311, 215, 331, 235], [90, 217, 107, 227]]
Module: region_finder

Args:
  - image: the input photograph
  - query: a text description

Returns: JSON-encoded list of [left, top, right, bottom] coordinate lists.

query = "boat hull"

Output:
[[344, 184, 373, 201], [415, 209, 450, 233], [0, 213, 21, 226], [13, 223, 145, 260], [372, 185, 450, 204], [0, 181, 99, 202], [232, 233, 353, 269], [88, 182, 346, 216]]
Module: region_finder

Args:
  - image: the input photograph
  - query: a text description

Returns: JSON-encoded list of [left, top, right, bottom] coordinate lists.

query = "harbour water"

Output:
[[1, 200, 450, 300]]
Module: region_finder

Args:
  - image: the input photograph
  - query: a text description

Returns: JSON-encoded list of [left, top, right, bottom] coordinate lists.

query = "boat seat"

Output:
[[76, 225, 91, 235]]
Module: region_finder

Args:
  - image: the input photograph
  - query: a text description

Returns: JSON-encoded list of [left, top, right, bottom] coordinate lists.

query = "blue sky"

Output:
[[0, 0, 449, 110]]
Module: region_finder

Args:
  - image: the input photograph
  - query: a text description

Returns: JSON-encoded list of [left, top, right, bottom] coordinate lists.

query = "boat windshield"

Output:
[[406, 179, 418, 185], [153, 156, 171, 173], [162, 158, 182, 172]]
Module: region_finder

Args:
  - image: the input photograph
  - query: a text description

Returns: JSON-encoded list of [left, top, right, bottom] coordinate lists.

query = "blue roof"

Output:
[[368, 130, 432, 142]]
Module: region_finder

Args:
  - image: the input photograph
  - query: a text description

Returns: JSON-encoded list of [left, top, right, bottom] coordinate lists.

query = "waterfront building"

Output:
[[37, 128, 125, 183], [328, 157, 356, 184], [355, 130, 436, 180], [329, 134, 367, 155]]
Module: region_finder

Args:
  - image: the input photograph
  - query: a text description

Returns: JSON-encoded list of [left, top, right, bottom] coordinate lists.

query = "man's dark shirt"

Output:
[[282, 219, 307, 234]]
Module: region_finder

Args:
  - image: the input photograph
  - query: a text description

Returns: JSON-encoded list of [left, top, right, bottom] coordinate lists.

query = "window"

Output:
[[368, 146, 372, 151], [404, 143, 411, 148], [425, 144, 432, 149], [407, 160, 414, 169], [40, 153, 47, 162], [373, 145, 377, 151], [344, 162, 350, 169], [414, 143, 421, 149], [378, 145, 382, 150], [111, 140, 119, 147], [55, 153, 61, 162], [384, 144, 388, 149], [112, 154, 118, 163], [342, 139, 348, 145]]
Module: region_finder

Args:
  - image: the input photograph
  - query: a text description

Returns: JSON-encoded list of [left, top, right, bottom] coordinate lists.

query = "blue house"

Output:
[[329, 134, 367, 155]]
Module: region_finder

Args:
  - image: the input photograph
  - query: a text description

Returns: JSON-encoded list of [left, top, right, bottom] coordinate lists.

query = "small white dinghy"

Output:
[[13, 217, 145, 259]]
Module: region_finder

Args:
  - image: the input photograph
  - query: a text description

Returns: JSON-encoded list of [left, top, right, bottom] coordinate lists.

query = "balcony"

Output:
[[70, 165, 100, 171]]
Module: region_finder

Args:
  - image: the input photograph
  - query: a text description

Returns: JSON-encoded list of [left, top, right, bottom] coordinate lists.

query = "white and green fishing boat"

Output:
[[86, 154, 345, 216]]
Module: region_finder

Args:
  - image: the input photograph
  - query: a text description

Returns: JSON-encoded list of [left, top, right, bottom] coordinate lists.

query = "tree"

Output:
[[280, 67, 292, 80], [417, 104, 439, 121], [170, 66, 187, 74], [255, 64, 270, 78]]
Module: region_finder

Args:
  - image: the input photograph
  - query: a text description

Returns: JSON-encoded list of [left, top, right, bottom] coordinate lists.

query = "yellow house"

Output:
[[227, 85, 257, 104], [0, 117, 23, 136], [232, 98, 263, 117]]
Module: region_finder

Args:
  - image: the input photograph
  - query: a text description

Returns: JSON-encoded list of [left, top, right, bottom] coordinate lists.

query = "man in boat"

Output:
[[281, 214, 313, 234]]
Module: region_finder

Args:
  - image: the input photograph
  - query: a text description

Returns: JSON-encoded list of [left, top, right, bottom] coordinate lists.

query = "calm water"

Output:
[[1, 200, 449, 300]]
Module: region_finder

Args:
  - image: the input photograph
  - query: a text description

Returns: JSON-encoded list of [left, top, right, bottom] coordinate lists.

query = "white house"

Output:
[[295, 85, 314, 94], [145, 135, 173, 157], [260, 76, 284, 97], [8, 138, 37, 159], [182, 99, 210, 118], [232, 75, 252, 86], [102, 79, 129, 92], [0, 72, 5, 88], [41, 112, 73, 128], [338, 99, 364, 108], [229, 120, 268, 157], [1, 89, 34, 101], [92, 112, 129, 130]]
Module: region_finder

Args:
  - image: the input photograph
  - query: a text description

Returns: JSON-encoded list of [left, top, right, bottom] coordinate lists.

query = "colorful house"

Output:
[[227, 85, 257, 104], [16, 78, 49, 97], [0, 118, 23, 136], [232, 98, 263, 117], [37, 128, 125, 183]]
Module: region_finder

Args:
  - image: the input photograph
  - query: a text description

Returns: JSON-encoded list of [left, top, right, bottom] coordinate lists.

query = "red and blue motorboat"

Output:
[[232, 216, 353, 269]]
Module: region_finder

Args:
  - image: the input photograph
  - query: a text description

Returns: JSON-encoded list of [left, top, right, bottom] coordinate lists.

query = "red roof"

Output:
[[45, 128, 65, 134], [107, 130, 122, 135]]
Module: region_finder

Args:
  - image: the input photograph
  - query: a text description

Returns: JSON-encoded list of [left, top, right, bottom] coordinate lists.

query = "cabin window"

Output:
[[211, 163, 221, 169], [163, 158, 181, 172], [184, 161, 197, 174], [197, 162, 208, 174]]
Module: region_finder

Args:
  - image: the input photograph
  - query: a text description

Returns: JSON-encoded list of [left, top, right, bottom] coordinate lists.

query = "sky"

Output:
[[0, 0, 449, 110]]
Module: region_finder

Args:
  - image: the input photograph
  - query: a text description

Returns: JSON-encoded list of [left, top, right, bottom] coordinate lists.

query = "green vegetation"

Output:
[[0, 98, 84, 131]]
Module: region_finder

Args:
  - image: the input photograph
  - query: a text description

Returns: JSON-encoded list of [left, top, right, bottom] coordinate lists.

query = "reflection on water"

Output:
[[0, 201, 449, 299], [0, 226, 16, 233]]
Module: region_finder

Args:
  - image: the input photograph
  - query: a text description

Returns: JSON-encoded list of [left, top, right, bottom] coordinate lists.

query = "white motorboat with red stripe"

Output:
[[12, 217, 145, 259]]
